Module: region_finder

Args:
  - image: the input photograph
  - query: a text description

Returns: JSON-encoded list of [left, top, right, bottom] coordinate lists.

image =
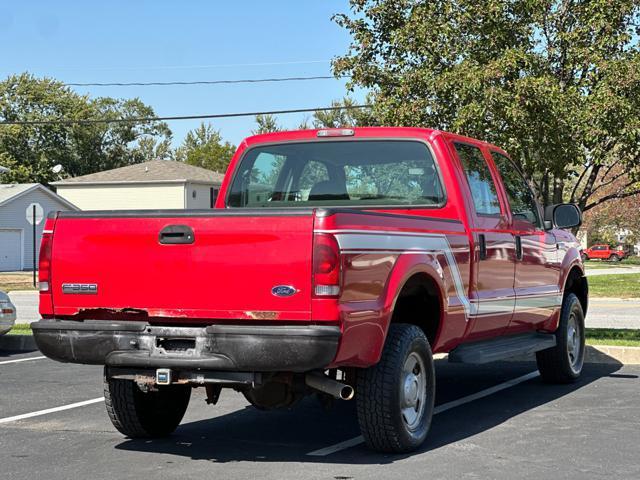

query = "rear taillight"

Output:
[[313, 233, 341, 297], [38, 225, 54, 293]]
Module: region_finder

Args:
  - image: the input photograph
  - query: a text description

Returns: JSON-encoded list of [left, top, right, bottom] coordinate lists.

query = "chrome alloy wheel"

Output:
[[400, 352, 427, 431], [567, 313, 583, 373]]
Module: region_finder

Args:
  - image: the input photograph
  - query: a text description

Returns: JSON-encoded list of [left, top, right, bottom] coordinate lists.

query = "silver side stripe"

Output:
[[471, 298, 515, 316], [513, 294, 562, 311], [316, 229, 473, 319], [315, 229, 562, 319], [470, 293, 562, 317]]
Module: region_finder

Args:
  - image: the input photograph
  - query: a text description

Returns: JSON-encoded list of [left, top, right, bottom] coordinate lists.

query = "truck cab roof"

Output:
[[241, 126, 506, 154]]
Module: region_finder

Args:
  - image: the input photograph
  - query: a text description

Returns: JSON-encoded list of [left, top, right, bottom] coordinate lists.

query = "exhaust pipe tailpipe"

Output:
[[305, 373, 355, 400]]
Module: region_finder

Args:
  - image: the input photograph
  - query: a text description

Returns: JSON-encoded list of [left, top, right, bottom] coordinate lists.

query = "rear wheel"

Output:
[[104, 369, 191, 438], [536, 293, 585, 383], [356, 324, 435, 453]]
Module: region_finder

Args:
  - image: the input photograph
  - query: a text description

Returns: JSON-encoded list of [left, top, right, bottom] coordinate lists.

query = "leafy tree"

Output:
[[133, 137, 173, 161], [334, 0, 640, 212], [582, 174, 640, 246], [253, 98, 375, 132], [0, 73, 171, 184], [173, 123, 236, 173], [309, 97, 376, 128], [252, 114, 282, 134]]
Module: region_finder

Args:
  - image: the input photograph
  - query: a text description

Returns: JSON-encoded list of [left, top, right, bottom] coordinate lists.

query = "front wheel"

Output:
[[104, 369, 191, 438], [356, 324, 435, 453], [536, 293, 585, 383], [608, 254, 620, 262]]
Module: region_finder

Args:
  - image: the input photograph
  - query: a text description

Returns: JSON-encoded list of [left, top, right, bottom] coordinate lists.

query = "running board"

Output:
[[448, 333, 556, 364]]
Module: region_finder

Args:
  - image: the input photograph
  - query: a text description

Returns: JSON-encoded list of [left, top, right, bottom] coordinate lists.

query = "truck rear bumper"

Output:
[[32, 320, 340, 372]]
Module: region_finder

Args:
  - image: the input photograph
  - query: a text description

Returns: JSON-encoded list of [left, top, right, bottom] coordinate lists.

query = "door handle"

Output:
[[515, 235, 523, 260], [159, 225, 195, 244], [479, 234, 487, 260]]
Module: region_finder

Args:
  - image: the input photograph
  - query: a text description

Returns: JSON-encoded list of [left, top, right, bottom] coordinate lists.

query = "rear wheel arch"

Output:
[[562, 266, 588, 317], [388, 271, 444, 350]]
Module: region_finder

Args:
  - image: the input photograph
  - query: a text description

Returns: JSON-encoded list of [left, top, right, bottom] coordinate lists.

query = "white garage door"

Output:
[[0, 230, 22, 271]]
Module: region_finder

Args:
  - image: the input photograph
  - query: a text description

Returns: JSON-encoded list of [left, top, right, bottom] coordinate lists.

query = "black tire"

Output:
[[356, 324, 435, 453], [608, 254, 620, 262], [581, 253, 588, 263], [536, 293, 585, 384], [104, 369, 191, 438]]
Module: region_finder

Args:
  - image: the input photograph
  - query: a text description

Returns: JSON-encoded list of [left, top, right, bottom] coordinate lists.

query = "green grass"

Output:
[[584, 259, 640, 269], [584, 257, 640, 268], [584, 263, 632, 270], [587, 273, 640, 298], [7, 324, 32, 335], [585, 328, 640, 347]]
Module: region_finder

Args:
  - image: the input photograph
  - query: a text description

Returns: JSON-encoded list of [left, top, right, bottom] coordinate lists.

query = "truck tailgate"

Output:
[[50, 211, 314, 321]]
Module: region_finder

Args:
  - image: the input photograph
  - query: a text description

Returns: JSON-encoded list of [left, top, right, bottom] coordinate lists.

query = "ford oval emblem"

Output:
[[272, 285, 297, 297]]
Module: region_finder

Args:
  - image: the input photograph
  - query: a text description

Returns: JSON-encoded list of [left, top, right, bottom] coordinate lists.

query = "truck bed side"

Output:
[[318, 209, 471, 367]]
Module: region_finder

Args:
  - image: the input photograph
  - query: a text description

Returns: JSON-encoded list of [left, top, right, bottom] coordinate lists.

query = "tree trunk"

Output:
[[552, 175, 564, 204]]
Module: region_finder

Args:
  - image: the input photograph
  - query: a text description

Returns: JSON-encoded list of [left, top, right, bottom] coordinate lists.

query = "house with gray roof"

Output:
[[52, 160, 225, 211], [0, 184, 78, 272]]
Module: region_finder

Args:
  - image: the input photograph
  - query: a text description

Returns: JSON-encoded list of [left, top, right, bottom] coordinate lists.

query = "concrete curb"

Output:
[[0, 334, 37, 352], [585, 345, 640, 365], [501, 345, 640, 365]]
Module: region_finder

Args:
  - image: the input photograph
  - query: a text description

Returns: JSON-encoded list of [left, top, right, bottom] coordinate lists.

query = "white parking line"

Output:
[[0, 397, 105, 425], [433, 371, 540, 414], [306, 371, 540, 456], [0, 355, 46, 365]]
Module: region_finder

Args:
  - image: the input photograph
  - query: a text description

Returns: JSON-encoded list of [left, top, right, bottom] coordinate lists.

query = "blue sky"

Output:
[[0, 0, 363, 146]]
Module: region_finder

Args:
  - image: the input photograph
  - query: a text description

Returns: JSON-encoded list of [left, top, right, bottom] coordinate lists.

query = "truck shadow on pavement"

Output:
[[115, 359, 623, 464]]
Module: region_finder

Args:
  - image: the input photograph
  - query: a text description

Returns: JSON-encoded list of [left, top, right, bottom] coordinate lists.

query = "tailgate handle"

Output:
[[159, 225, 195, 244]]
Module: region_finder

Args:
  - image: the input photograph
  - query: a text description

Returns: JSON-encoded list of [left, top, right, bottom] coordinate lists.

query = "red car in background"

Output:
[[582, 244, 625, 262]]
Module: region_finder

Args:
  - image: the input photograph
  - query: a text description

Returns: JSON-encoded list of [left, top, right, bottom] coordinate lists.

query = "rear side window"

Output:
[[492, 152, 541, 227], [227, 140, 445, 208], [455, 143, 501, 216]]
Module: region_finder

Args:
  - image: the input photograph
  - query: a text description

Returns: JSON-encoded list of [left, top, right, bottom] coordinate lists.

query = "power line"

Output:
[[66, 75, 348, 87], [46, 59, 332, 71], [0, 105, 371, 126]]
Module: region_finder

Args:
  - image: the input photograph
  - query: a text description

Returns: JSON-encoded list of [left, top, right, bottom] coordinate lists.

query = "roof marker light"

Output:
[[317, 128, 355, 137]]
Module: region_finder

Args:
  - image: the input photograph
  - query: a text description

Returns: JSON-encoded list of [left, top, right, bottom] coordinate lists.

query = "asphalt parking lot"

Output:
[[1, 351, 639, 480]]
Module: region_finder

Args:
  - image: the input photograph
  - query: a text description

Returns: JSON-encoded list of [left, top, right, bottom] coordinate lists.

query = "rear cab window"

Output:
[[227, 140, 445, 208]]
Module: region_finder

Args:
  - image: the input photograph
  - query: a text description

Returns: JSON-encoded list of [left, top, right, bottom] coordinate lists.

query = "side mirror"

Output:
[[544, 203, 582, 230]]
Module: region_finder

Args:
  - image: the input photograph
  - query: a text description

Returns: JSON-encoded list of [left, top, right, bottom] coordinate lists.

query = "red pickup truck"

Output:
[[582, 244, 625, 262], [33, 127, 587, 453]]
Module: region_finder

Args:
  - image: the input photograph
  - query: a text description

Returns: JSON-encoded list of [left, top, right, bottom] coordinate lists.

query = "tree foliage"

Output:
[[582, 174, 640, 246], [333, 0, 640, 212], [308, 97, 377, 128], [173, 123, 236, 173], [252, 114, 282, 135], [252, 98, 375, 133], [0, 73, 171, 184]]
